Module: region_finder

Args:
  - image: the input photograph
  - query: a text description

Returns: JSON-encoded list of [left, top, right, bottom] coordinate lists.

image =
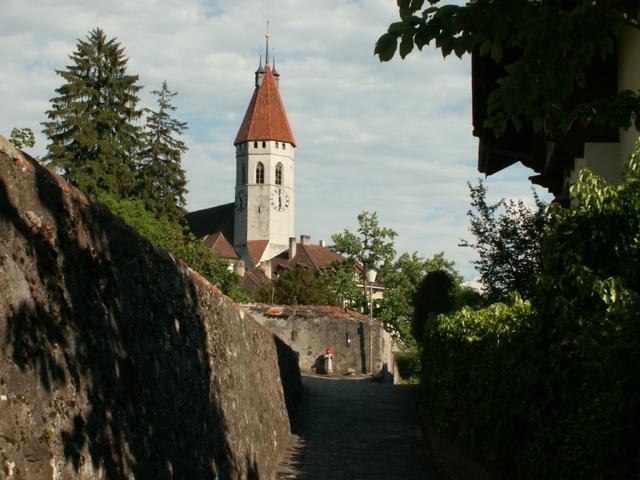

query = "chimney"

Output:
[[319, 240, 326, 247], [235, 260, 245, 277], [300, 235, 310, 246], [288, 237, 297, 259]]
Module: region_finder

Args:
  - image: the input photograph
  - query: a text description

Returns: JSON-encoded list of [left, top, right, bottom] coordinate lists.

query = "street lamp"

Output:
[[365, 269, 377, 374]]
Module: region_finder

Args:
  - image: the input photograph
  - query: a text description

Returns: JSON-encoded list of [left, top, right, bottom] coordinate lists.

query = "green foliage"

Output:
[[421, 295, 537, 477], [378, 251, 462, 348], [331, 211, 397, 274], [530, 148, 640, 478], [139, 81, 189, 221], [97, 192, 239, 295], [43, 28, 143, 197], [460, 180, 547, 301], [317, 259, 365, 307], [451, 285, 485, 311], [265, 267, 336, 306], [9, 127, 35, 149], [376, 1, 640, 138], [411, 269, 455, 345], [394, 350, 421, 384], [422, 251, 463, 285], [332, 213, 467, 347], [422, 144, 640, 478]]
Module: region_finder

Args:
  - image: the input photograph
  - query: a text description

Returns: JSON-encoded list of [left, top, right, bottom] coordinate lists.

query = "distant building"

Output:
[[186, 34, 350, 295]]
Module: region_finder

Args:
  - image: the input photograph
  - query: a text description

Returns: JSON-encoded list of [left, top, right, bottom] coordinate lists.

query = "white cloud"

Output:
[[0, 0, 552, 281]]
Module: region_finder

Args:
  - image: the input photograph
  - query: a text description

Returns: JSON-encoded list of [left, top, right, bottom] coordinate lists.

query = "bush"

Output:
[[394, 350, 422, 383], [422, 146, 640, 479], [422, 296, 537, 477]]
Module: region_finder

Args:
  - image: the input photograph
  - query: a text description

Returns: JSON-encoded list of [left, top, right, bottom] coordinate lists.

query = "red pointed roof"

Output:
[[234, 66, 296, 146]]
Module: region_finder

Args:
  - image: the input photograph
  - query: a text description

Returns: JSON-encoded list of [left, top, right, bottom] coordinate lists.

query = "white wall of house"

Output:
[[575, 27, 640, 186]]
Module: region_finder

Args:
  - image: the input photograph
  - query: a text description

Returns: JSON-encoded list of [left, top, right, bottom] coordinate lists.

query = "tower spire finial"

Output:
[[265, 20, 270, 66]]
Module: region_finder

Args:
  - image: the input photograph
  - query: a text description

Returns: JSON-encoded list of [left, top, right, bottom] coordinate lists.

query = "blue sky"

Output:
[[0, 0, 550, 281]]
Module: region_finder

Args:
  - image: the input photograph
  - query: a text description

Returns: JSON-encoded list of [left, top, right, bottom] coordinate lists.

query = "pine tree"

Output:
[[139, 81, 188, 221], [42, 28, 143, 197]]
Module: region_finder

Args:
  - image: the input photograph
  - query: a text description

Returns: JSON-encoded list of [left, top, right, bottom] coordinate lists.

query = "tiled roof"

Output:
[[203, 232, 239, 260], [240, 267, 271, 297], [234, 66, 296, 146], [246, 240, 270, 266], [271, 243, 345, 274], [185, 203, 235, 240]]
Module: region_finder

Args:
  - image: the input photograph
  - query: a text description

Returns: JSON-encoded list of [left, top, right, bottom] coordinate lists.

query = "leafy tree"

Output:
[[331, 211, 397, 275], [97, 192, 240, 296], [43, 28, 143, 197], [9, 127, 35, 149], [411, 269, 455, 344], [375, 1, 640, 138], [459, 180, 547, 301], [317, 259, 365, 308], [139, 81, 189, 221], [266, 267, 334, 306], [423, 251, 463, 285], [451, 284, 485, 311], [378, 251, 463, 348]]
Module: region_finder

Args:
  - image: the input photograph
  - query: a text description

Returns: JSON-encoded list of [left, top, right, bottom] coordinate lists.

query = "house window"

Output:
[[262, 141, 266, 148], [276, 141, 279, 148], [254, 141, 258, 148], [283, 143, 286, 150], [256, 162, 265, 184], [275, 162, 283, 185]]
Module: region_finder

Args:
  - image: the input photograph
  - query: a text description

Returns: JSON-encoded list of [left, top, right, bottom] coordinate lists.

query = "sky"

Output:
[[0, 0, 550, 281]]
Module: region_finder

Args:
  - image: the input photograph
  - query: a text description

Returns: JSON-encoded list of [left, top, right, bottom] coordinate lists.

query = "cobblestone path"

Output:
[[277, 375, 443, 480]]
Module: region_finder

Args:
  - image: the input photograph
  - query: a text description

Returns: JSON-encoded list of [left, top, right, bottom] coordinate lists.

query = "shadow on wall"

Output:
[[274, 335, 303, 423], [358, 323, 367, 374], [0, 155, 259, 478], [313, 355, 326, 375]]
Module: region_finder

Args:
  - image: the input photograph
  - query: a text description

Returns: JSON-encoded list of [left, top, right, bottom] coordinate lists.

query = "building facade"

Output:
[[233, 57, 297, 266], [186, 37, 344, 283]]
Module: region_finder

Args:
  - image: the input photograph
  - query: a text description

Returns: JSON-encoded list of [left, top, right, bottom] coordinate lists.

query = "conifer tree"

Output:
[[139, 81, 188, 221], [43, 28, 143, 197]]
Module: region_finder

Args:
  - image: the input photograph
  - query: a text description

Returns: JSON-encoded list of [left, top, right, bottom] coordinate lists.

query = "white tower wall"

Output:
[[234, 140, 295, 262]]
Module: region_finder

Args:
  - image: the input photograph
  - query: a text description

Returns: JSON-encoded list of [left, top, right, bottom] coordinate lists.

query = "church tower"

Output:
[[233, 32, 296, 267]]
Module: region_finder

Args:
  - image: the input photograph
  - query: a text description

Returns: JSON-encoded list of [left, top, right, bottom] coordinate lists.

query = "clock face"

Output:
[[271, 188, 290, 211]]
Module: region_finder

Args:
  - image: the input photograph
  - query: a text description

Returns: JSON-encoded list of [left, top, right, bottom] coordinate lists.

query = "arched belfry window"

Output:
[[275, 163, 283, 185], [256, 162, 265, 184]]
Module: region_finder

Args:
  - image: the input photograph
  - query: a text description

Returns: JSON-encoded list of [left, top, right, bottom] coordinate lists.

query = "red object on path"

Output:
[[326, 346, 334, 355]]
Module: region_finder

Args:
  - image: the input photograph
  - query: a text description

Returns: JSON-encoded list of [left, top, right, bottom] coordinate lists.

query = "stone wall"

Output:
[[0, 136, 302, 479], [244, 305, 394, 378]]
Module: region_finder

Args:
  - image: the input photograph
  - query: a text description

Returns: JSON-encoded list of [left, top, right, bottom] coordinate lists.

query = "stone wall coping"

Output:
[[241, 303, 383, 327]]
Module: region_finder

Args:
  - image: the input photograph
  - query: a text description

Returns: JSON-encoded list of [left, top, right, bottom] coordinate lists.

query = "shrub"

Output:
[[423, 145, 640, 478], [421, 296, 537, 477], [394, 350, 422, 383]]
